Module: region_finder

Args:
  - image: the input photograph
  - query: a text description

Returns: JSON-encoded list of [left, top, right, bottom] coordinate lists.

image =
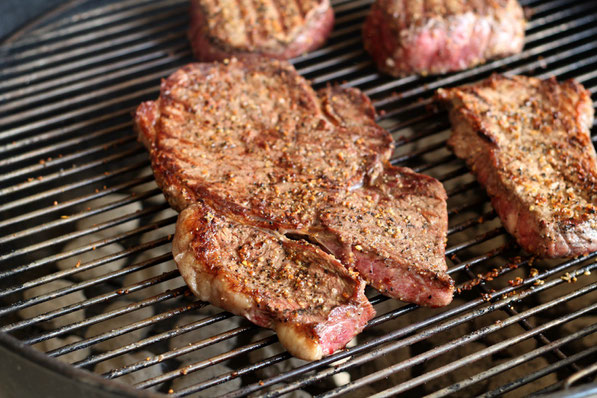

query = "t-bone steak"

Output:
[[136, 58, 453, 358], [362, 0, 525, 77], [437, 74, 597, 258], [188, 0, 334, 61], [174, 201, 374, 360]]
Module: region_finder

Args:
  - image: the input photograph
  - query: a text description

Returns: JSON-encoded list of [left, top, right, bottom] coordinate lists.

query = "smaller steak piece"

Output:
[[173, 202, 375, 361], [314, 166, 453, 307], [189, 0, 334, 61], [437, 74, 597, 258], [363, 0, 525, 77]]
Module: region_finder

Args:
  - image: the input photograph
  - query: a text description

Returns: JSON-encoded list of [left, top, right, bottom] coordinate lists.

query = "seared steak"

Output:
[[188, 0, 334, 61], [173, 201, 374, 360], [313, 166, 452, 307], [437, 74, 597, 258], [136, 57, 453, 318], [363, 0, 525, 77]]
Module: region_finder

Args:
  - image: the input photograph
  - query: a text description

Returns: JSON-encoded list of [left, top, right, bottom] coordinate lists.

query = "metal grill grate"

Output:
[[1, 0, 596, 397]]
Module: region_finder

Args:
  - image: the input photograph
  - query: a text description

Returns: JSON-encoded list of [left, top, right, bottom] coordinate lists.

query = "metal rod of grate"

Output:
[[1, 0, 597, 397]]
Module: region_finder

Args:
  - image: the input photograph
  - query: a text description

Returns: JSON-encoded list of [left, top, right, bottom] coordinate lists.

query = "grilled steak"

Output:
[[362, 0, 525, 77], [437, 74, 597, 258], [136, 57, 453, 323], [188, 0, 334, 61], [173, 201, 374, 360], [313, 166, 452, 307]]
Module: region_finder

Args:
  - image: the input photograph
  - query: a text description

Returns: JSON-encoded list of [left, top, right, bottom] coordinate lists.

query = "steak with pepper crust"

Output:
[[174, 201, 375, 361], [437, 74, 597, 258]]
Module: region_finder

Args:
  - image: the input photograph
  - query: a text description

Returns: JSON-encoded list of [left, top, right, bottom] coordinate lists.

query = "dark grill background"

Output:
[[0, 0, 596, 397]]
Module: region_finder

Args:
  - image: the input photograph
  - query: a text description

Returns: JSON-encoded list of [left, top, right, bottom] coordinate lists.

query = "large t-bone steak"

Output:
[[135, 57, 453, 357]]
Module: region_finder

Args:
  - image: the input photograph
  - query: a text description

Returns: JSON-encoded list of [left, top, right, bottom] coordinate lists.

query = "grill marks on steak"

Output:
[[437, 74, 597, 258], [362, 0, 525, 77], [136, 58, 453, 341], [189, 0, 334, 60], [174, 202, 374, 361]]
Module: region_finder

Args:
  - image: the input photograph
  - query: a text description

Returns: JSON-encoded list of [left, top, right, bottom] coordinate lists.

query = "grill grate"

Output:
[[1, 0, 597, 397]]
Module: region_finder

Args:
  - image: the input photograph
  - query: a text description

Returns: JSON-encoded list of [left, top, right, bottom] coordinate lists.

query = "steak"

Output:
[[362, 0, 525, 77], [173, 201, 374, 361], [188, 0, 334, 61], [437, 74, 597, 258], [313, 166, 452, 307], [136, 58, 453, 319]]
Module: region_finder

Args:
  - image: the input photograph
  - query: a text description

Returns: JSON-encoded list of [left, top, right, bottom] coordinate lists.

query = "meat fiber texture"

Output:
[[188, 0, 334, 61], [362, 0, 525, 77], [136, 57, 453, 359], [437, 74, 597, 258]]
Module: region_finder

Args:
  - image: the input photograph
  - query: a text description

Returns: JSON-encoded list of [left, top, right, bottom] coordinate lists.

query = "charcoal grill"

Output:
[[1, 0, 596, 397]]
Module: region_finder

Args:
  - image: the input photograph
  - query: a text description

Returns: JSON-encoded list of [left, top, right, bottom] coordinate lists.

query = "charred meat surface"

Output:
[[437, 74, 597, 258], [363, 0, 525, 77], [136, 57, 453, 322], [173, 202, 374, 361], [188, 0, 334, 60]]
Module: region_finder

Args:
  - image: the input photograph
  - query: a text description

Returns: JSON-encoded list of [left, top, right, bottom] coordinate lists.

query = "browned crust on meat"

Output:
[[135, 58, 394, 228], [314, 165, 453, 307], [437, 74, 597, 258], [189, 0, 334, 60]]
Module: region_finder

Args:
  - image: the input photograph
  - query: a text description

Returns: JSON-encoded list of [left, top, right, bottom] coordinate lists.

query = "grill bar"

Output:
[[0, 206, 172, 279], [0, 153, 147, 214], [2, 0, 162, 45], [24, 285, 189, 345], [428, 326, 597, 398], [0, 173, 154, 229], [0, 44, 189, 113], [0, 31, 186, 93], [1, 256, 177, 332], [4, 0, 187, 50], [2, 9, 187, 68], [0, 129, 136, 182], [481, 347, 597, 398], [73, 310, 234, 368]]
